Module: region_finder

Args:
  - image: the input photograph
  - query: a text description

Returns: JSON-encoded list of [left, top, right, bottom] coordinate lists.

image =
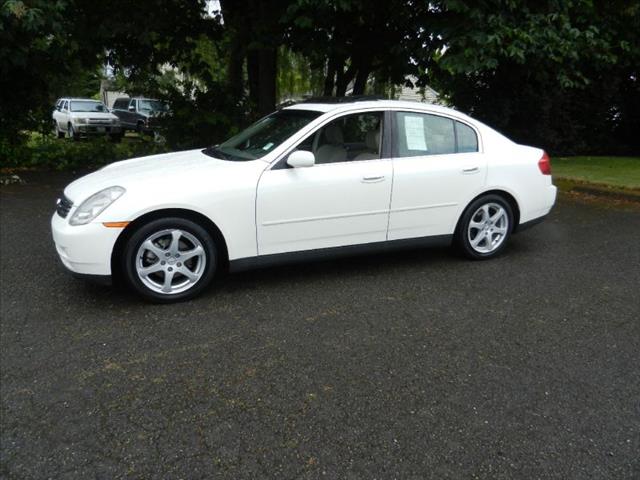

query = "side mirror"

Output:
[[128, 105, 135, 112], [287, 150, 315, 168]]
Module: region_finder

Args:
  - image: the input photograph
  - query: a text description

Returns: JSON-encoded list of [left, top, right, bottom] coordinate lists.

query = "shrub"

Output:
[[1, 134, 169, 171]]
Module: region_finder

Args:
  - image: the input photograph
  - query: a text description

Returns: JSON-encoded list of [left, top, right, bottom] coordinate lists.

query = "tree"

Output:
[[284, 0, 432, 97], [424, 0, 640, 154]]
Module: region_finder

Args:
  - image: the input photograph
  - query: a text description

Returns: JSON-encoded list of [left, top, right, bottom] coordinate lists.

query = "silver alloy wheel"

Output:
[[467, 202, 509, 254], [135, 229, 206, 295]]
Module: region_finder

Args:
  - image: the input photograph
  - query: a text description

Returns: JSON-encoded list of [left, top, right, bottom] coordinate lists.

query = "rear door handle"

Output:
[[362, 175, 385, 183], [462, 166, 480, 174]]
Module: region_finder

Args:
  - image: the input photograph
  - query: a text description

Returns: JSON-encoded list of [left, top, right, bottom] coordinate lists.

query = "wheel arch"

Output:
[[110, 208, 229, 281], [454, 189, 521, 237]]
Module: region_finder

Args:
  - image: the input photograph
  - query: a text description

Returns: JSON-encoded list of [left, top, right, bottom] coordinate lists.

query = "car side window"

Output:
[[394, 112, 456, 157], [62, 100, 68, 111], [455, 121, 478, 153], [299, 112, 383, 165], [129, 99, 136, 110]]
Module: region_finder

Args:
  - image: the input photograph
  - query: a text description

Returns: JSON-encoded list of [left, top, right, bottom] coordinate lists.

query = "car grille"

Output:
[[56, 194, 73, 218], [88, 118, 112, 125]]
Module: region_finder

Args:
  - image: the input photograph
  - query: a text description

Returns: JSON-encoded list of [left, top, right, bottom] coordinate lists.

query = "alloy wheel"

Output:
[[467, 202, 509, 254], [135, 229, 207, 295]]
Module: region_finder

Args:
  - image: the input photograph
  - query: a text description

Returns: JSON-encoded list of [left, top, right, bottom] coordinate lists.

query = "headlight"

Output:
[[69, 186, 125, 226], [74, 117, 88, 125]]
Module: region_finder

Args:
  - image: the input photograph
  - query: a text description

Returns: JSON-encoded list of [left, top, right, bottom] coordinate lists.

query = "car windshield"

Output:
[[204, 109, 322, 161], [138, 99, 168, 112], [69, 101, 107, 112]]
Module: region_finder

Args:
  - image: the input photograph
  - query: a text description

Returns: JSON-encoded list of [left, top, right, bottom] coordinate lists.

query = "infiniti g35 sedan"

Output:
[[51, 99, 557, 302]]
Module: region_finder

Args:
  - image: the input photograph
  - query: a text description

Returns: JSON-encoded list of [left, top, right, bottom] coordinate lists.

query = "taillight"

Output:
[[538, 151, 551, 175]]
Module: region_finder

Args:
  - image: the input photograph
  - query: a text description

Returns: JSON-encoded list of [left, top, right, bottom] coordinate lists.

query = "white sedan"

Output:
[[51, 99, 556, 302]]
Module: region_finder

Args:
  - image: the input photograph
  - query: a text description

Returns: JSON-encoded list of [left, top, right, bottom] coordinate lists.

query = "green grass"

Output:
[[553, 156, 640, 190]]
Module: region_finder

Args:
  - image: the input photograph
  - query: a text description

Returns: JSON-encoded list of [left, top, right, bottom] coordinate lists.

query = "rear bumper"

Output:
[[515, 213, 548, 232], [516, 184, 557, 232], [51, 213, 121, 276]]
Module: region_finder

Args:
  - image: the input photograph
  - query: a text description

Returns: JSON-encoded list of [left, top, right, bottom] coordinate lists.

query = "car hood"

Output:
[[64, 149, 258, 203], [70, 111, 118, 120]]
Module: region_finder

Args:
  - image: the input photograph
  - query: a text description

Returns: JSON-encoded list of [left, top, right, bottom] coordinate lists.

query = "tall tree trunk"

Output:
[[323, 55, 338, 96], [258, 47, 277, 116], [352, 62, 371, 95], [335, 61, 356, 97], [219, 0, 245, 102], [247, 49, 260, 112]]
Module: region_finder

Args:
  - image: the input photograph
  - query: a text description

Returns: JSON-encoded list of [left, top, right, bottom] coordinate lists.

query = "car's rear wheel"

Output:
[[455, 194, 514, 260], [122, 218, 217, 302]]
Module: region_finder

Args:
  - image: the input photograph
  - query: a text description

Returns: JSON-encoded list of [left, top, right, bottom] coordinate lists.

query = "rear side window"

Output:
[[113, 98, 129, 110], [394, 112, 456, 156], [455, 121, 478, 153]]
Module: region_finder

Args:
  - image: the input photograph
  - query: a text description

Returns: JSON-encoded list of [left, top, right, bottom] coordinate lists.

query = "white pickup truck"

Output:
[[52, 98, 123, 141]]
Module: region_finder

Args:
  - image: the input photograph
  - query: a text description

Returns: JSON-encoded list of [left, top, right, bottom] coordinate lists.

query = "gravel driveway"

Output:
[[1, 172, 639, 479]]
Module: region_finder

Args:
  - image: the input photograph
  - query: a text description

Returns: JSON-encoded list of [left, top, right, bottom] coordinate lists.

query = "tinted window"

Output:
[[456, 121, 478, 152], [395, 112, 455, 156], [69, 100, 106, 112], [138, 99, 168, 112], [113, 98, 129, 110], [129, 99, 136, 109]]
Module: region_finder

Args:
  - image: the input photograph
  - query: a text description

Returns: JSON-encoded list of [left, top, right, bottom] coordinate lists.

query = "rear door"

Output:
[[388, 111, 486, 240], [256, 110, 393, 255]]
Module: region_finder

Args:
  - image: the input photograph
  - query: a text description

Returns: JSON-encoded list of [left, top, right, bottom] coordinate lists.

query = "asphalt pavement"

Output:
[[1, 172, 639, 479]]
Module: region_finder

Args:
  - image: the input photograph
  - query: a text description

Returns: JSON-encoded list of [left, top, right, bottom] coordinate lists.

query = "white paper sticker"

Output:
[[404, 115, 427, 151], [262, 142, 274, 151]]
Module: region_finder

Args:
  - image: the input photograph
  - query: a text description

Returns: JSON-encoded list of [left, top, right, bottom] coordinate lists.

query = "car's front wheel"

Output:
[[456, 194, 514, 260], [122, 218, 217, 302]]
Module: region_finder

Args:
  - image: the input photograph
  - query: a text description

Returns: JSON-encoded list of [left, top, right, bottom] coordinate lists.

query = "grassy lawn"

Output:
[[553, 156, 640, 190]]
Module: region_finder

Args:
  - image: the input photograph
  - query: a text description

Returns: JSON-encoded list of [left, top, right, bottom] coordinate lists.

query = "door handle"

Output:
[[462, 166, 480, 174], [362, 175, 385, 183]]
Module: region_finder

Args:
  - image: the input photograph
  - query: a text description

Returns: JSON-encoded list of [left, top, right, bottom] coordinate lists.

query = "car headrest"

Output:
[[324, 123, 344, 145], [365, 129, 380, 151]]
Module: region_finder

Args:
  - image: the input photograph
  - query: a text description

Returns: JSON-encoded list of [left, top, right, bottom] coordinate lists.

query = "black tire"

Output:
[[53, 121, 64, 138], [122, 217, 217, 303], [454, 194, 514, 260], [69, 123, 79, 141]]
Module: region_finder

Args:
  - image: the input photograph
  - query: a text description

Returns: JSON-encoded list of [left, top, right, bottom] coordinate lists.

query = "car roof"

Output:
[[284, 99, 471, 120], [58, 98, 104, 102]]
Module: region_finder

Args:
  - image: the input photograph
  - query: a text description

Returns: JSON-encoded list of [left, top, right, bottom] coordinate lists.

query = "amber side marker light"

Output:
[[102, 222, 130, 228]]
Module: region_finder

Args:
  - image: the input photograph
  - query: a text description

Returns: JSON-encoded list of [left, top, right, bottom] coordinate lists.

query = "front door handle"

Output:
[[462, 166, 480, 174], [362, 175, 385, 183]]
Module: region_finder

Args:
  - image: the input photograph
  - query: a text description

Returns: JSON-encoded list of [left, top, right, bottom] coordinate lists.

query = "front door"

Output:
[[256, 111, 393, 255]]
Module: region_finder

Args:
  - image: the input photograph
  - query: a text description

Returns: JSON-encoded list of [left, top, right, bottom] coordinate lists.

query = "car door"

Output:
[[58, 100, 70, 131], [388, 110, 486, 240], [256, 110, 393, 255]]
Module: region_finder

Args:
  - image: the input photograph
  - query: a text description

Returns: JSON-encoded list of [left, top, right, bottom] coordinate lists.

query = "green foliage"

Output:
[[1, 134, 168, 171], [426, 0, 640, 155], [157, 80, 247, 151]]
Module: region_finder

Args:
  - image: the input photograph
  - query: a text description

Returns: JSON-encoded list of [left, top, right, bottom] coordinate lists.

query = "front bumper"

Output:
[[75, 125, 122, 135], [51, 212, 122, 276]]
